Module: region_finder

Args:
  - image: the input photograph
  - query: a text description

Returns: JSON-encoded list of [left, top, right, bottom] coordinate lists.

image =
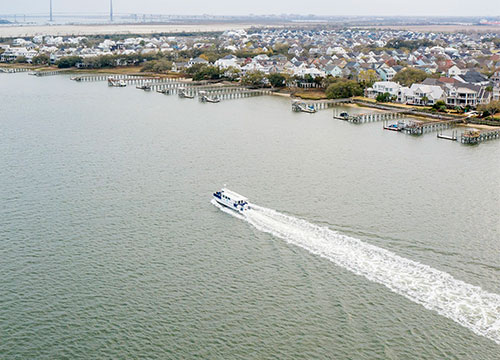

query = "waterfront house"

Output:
[[398, 84, 445, 105], [365, 81, 401, 99]]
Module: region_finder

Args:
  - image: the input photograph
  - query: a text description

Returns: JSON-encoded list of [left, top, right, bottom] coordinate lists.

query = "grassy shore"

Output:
[[292, 89, 327, 100]]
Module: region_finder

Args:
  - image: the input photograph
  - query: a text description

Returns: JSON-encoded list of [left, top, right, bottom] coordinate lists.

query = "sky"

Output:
[[1, 0, 499, 17]]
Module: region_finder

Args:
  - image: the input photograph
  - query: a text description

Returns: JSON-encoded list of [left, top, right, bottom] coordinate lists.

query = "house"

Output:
[[0, 47, 28, 62], [447, 65, 464, 77], [376, 65, 397, 81], [323, 64, 343, 77], [445, 84, 491, 107], [188, 57, 209, 67], [492, 87, 500, 101], [491, 70, 500, 86], [398, 84, 444, 105], [453, 70, 489, 86], [214, 54, 239, 69], [365, 81, 401, 98]]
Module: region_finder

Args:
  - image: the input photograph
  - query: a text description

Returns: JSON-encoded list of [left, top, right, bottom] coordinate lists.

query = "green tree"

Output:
[[325, 79, 363, 99], [32, 54, 50, 65], [421, 95, 429, 106], [267, 73, 287, 88], [14, 56, 27, 63], [192, 65, 222, 81], [393, 68, 428, 86], [223, 66, 241, 81], [56, 56, 82, 68], [432, 100, 447, 112], [241, 71, 265, 87], [478, 100, 500, 116], [376, 92, 391, 102], [141, 59, 173, 73], [358, 69, 378, 87]]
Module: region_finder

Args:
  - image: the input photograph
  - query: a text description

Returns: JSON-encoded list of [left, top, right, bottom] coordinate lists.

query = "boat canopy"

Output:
[[221, 188, 248, 202]]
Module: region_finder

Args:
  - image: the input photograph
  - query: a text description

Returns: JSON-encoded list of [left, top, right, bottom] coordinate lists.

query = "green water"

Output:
[[0, 74, 499, 359]]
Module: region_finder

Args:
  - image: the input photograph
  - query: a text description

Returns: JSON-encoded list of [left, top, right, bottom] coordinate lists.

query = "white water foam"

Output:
[[212, 200, 500, 344]]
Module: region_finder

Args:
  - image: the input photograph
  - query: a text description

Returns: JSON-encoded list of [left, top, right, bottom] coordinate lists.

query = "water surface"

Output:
[[1, 74, 499, 359]]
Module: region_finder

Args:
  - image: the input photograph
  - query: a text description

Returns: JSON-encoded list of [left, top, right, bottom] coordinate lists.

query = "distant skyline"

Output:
[[1, 0, 499, 17]]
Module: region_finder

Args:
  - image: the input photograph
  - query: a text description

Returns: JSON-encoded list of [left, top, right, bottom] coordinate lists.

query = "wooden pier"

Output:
[[403, 119, 464, 135], [460, 128, 500, 144], [31, 70, 66, 76], [198, 88, 271, 100], [334, 111, 405, 123], [154, 83, 271, 100], [0, 67, 31, 73]]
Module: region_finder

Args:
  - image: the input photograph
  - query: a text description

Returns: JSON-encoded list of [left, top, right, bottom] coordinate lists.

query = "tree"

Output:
[[273, 43, 289, 55], [386, 39, 436, 51], [478, 100, 500, 117], [192, 65, 222, 81], [325, 79, 363, 99], [32, 54, 50, 65], [421, 95, 429, 106], [432, 100, 447, 112], [223, 66, 241, 81], [56, 56, 82, 68], [376, 92, 391, 103], [267, 73, 287, 88], [14, 56, 27, 63], [141, 59, 172, 73], [393, 68, 428, 86], [358, 69, 378, 87], [241, 71, 265, 87]]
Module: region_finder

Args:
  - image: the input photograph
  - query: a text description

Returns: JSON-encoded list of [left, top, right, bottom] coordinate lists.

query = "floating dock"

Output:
[[437, 130, 458, 141]]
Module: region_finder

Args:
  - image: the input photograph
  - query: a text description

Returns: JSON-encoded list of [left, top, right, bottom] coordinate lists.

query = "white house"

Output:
[[365, 81, 401, 98], [214, 54, 239, 69], [398, 84, 444, 105], [188, 57, 209, 67], [447, 65, 463, 77]]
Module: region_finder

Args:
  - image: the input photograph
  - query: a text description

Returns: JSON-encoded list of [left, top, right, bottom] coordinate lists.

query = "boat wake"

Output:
[[211, 200, 500, 344]]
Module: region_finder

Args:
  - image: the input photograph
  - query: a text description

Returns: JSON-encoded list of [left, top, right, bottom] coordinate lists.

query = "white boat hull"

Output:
[[214, 197, 248, 213]]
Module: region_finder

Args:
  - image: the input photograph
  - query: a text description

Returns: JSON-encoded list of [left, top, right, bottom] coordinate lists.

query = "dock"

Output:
[[437, 130, 458, 141], [334, 111, 405, 123], [292, 98, 352, 112], [0, 67, 31, 73], [157, 84, 271, 100], [402, 118, 464, 135], [460, 128, 500, 144], [292, 101, 317, 113], [31, 70, 66, 76]]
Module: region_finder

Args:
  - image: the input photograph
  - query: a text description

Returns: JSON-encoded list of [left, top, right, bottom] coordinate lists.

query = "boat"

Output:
[[201, 95, 220, 103], [108, 78, 127, 87], [157, 88, 171, 95], [197, 90, 220, 103], [136, 83, 152, 91], [213, 188, 250, 213], [292, 101, 317, 113], [383, 120, 407, 132], [178, 89, 194, 98]]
